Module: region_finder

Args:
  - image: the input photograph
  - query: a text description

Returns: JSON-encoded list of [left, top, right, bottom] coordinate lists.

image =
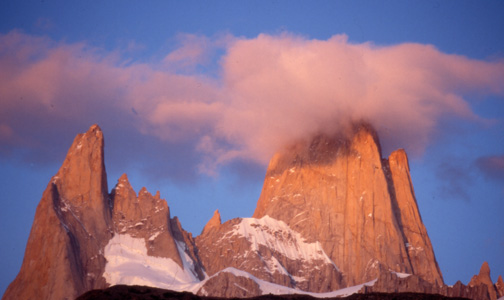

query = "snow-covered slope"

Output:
[[102, 230, 373, 298], [209, 267, 377, 298], [196, 215, 343, 292], [103, 234, 201, 293], [225, 216, 338, 269]]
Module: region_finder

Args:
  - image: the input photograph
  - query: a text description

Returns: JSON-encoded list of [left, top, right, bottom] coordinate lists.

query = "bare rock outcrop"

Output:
[[468, 262, 499, 300], [170, 216, 206, 280], [201, 210, 222, 235], [111, 174, 182, 265], [5, 123, 497, 300], [361, 261, 504, 300], [110, 173, 205, 280], [496, 275, 504, 298], [385, 149, 443, 285], [252, 124, 443, 287], [363, 268, 493, 300], [3, 125, 112, 300]]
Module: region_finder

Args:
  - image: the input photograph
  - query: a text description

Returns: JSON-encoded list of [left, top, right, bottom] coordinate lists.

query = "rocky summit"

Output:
[[3, 124, 503, 300], [253, 124, 442, 287]]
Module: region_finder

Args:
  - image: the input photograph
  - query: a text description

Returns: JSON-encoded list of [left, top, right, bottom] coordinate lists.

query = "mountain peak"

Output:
[[89, 123, 102, 132], [3, 124, 112, 300], [7, 124, 490, 299], [469, 261, 497, 300], [201, 209, 222, 235], [480, 261, 491, 277], [496, 275, 504, 299], [253, 122, 442, 286], [118, 173, 129, 182], [264, 122, 382, 178]]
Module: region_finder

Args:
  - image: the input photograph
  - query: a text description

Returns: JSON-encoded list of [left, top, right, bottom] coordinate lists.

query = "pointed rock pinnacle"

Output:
[[201, 209, 222, 235]]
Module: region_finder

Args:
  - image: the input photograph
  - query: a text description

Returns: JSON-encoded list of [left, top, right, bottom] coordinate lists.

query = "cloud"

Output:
[[435, 161, 474, 202], [213, 33, 504, 165], [162, 34, 211, 72], [476, 155, 504, 181], [1, 30, 503, 178], [0, 30, 215, 176]]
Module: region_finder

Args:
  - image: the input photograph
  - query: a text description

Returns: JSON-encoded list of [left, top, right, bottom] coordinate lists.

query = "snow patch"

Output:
[[228, 216, 338, 270], [175, 240, 202, 279], [60, 201, 70, 212], [221, 267, 376, 297], [406, 243, 424, 252], [148, 231, 161, 241], [103, 234, 200, 292], [391, 271, 411, 279], [292, 211, 307, 219], [102, 234, 377, 298]]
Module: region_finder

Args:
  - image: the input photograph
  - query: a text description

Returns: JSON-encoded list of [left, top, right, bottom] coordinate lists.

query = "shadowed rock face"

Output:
[[253, 124, 443, 286], [3, 125, 113, 300], [385, 149, 442, 285]]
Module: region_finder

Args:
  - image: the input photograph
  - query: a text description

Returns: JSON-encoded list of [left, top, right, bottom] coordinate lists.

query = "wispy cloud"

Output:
[[1, 30, 503, 178], [476, 155, 504, 182], [436, 161, 474, 202]]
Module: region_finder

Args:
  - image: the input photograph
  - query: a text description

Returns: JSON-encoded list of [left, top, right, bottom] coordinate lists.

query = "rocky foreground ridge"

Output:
[[3, 124, 503, 300]]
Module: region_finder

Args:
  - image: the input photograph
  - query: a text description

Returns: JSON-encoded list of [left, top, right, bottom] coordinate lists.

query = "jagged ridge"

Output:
[[3, 124, 503, 300]]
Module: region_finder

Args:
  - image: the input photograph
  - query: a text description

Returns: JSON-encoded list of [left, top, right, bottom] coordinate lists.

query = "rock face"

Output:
[[3, 125, 112, 300], [496, 275, 504, 298], [5, 124, 502, 300], [363, 268, 494, 300], [196, 216, 343, 293], [253, 124, 443, 286], [385, 149, 442, 284], [111, 174, 182, 267], [468, 262, 500, 300], [200, 210, 222, 235], [3, 125, 200, 300]]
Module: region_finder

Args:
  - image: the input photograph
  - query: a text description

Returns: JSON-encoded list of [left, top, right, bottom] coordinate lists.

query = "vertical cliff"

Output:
[[3, 125, 112, 300], [253, 124, 443, 286]]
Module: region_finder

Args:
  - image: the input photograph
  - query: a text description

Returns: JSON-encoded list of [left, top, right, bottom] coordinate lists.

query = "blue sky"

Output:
[[1, 0, 504, 296]]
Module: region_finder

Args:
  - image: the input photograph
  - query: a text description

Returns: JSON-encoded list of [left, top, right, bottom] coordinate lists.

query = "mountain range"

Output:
[[3, 124, 503, 300]]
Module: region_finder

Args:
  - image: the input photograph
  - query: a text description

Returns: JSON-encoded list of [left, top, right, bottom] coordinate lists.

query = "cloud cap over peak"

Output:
[[1, 31, 503, 177]]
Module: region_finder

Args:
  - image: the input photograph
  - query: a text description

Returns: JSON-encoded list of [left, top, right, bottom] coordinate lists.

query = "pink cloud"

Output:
[[476, 155, 504, 181], [1, 31, 503, 175], [211, 34, 504, 165], [162, 34, 211, 71]]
